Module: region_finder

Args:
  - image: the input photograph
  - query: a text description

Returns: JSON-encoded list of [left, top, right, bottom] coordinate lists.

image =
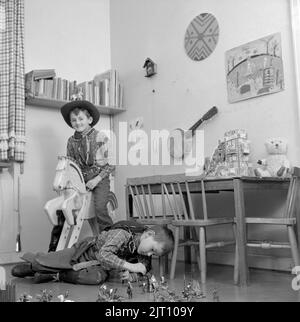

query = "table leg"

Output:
[[233, 179, 249, 286], [295, 180, 300, 245]]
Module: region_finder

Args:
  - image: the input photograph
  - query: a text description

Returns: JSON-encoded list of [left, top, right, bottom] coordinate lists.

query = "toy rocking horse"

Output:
[[44, 156, 117, 251]]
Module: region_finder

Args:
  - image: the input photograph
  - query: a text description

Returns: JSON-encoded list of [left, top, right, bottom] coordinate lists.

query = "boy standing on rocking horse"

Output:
[[48, 99, 115, 251]]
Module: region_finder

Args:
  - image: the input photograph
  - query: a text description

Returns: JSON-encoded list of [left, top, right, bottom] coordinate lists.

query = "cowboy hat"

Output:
[[61, 100, 100, 128]]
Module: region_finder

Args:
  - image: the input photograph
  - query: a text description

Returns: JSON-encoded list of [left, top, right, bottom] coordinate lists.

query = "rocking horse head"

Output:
[[53, 156, 86, 194]]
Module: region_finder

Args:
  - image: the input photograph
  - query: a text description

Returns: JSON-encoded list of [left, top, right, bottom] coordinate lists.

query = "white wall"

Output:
[[24, 0, 111, 83], [110, 0, 300, 269], [0, 0, 112, 261]]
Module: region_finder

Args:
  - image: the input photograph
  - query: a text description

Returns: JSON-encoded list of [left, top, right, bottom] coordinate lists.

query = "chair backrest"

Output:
[[284, 167, 300, 219], [127, 183, 168, 220], [162, 180, 208, 221]]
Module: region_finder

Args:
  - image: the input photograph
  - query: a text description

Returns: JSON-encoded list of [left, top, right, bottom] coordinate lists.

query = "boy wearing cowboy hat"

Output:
[[49, 99, 115, 248]]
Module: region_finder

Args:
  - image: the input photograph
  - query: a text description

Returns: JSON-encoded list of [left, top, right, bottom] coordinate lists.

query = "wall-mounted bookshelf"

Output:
[[25, 96, 126, 115], [25, 69, 125, 115]]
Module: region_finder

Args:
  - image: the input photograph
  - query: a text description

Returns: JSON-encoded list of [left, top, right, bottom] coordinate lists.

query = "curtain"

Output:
[[0, 0, 25, 162]]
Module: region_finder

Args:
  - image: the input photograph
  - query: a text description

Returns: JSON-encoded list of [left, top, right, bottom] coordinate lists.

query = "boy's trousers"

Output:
[[93, 176, 113, 232]]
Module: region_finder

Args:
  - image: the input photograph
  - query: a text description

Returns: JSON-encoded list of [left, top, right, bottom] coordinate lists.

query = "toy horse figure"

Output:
[[44, 156, 117, 251]]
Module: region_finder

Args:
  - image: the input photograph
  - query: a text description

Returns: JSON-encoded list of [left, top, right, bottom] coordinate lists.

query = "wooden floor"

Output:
[[3, 260, 300, 302]]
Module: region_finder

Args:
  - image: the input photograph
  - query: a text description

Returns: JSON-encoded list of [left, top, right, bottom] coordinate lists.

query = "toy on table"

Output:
[[205, 129, 252, 177], [254, 138, 290, 177]]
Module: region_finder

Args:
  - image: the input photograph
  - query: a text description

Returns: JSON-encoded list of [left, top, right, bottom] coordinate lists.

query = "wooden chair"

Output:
[[126, 182, 173, 275], [241, 167, 300, 278], [162, 180, 238, 284]]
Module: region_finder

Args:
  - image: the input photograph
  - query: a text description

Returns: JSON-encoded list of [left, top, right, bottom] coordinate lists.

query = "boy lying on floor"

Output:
[[11, 220, 174, 285]]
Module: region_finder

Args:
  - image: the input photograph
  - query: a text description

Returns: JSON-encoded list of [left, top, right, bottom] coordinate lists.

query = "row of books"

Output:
[[79, 69, 123, 108], [25, 69, 124, 108]]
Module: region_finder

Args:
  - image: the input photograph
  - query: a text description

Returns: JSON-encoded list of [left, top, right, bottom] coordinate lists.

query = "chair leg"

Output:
[[164, 254, 169, 275], [158, 254, 168, 276], [170, 227, 180, 279], [162, 225, 169, 275], [159, 256, 164, 276], [287, 225, 300, 267], [191, 227, 201, 273], [232, 223, 239, 285], [199, 227, 206, 284]]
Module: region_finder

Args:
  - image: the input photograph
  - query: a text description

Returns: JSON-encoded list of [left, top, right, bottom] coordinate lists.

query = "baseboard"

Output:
[[206, 249, 294, 272], [0, 252, 25, 265]]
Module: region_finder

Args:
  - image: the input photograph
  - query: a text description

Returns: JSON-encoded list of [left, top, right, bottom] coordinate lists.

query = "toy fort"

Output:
[[205, 129, 253, 177]]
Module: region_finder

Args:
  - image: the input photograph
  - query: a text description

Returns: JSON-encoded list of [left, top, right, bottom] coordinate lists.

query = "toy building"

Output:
[[205, 129, 253, 177]]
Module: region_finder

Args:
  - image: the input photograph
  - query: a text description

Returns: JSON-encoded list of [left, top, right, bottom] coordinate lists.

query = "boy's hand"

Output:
[[86, 176, 102, 191], [124, 262, 147, 274], [120, 270, 134, 282]]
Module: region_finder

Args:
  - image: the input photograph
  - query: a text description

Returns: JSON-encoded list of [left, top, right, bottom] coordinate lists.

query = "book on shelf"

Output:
[[93, 69, 123, 108], [25, 69, 56, 98], [25, 69, 124, 110]]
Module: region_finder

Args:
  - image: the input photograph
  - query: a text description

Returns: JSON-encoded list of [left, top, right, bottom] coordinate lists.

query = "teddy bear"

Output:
[[254, 137, 290, 177]]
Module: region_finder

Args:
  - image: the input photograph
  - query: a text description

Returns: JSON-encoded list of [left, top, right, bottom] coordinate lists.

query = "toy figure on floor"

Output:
[[11, 220, 174, 286], [212, 288, 220, 302], [36, 289, 53, 302], [57, 290, 74, 302], [18, 293, 32, 302], [96, 284, 123, 302], [127, 281, 133, 299], [46, 98, 116, 252]]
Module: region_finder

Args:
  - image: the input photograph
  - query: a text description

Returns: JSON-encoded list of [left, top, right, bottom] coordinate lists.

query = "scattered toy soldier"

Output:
[[127, 281, 133, 299]]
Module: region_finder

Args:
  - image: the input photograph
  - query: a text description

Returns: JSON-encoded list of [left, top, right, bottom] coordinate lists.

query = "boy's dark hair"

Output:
[[150, 225, 174, 255], [70, 107, 92, 119]]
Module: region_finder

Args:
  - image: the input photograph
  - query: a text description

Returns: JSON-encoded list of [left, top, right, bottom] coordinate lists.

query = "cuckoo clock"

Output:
[[143, 58, 157, 77]]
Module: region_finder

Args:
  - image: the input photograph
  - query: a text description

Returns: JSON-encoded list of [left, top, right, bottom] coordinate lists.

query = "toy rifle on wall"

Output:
[[167, 106, 218, 159]]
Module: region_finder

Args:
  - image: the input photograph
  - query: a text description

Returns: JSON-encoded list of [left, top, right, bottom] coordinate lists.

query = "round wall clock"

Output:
[[184, 13, 219, 61]]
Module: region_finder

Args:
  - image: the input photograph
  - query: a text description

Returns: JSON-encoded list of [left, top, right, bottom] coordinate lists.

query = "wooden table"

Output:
[[126, 173, 291, 286]]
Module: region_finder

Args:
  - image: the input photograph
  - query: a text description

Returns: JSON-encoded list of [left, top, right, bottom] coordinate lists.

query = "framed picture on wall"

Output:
[[225, 33, 284, 103]]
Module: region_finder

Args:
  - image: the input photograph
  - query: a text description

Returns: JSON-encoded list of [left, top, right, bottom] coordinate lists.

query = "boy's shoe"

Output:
[[48, 210, 65, 252], [11, 263, 35, 277], [33, 272, 59, 284]]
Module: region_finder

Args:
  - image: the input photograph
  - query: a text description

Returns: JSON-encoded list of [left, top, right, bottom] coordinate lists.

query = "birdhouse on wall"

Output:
[[143, 58, 157, 77]]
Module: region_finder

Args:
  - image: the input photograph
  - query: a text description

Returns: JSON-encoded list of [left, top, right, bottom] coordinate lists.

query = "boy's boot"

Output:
[[48, 210, 65, 252], [33, 272, 59, 283], [11, 263, 35, 278]]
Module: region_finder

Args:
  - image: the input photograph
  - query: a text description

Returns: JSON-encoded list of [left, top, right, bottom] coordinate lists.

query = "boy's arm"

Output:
[[94, 132, 115, 180], [66, 137, 75, 159], [95, 229, 129, 270], [96, 229, 146, 274]]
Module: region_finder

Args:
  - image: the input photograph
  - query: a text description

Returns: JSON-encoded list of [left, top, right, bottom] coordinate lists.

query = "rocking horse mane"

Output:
[[57, 155, 85, 187], [66, 156, 84, 184]]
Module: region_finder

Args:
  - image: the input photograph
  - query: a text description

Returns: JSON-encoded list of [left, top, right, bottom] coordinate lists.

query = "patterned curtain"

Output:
[[0, 0, 25, 162]]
